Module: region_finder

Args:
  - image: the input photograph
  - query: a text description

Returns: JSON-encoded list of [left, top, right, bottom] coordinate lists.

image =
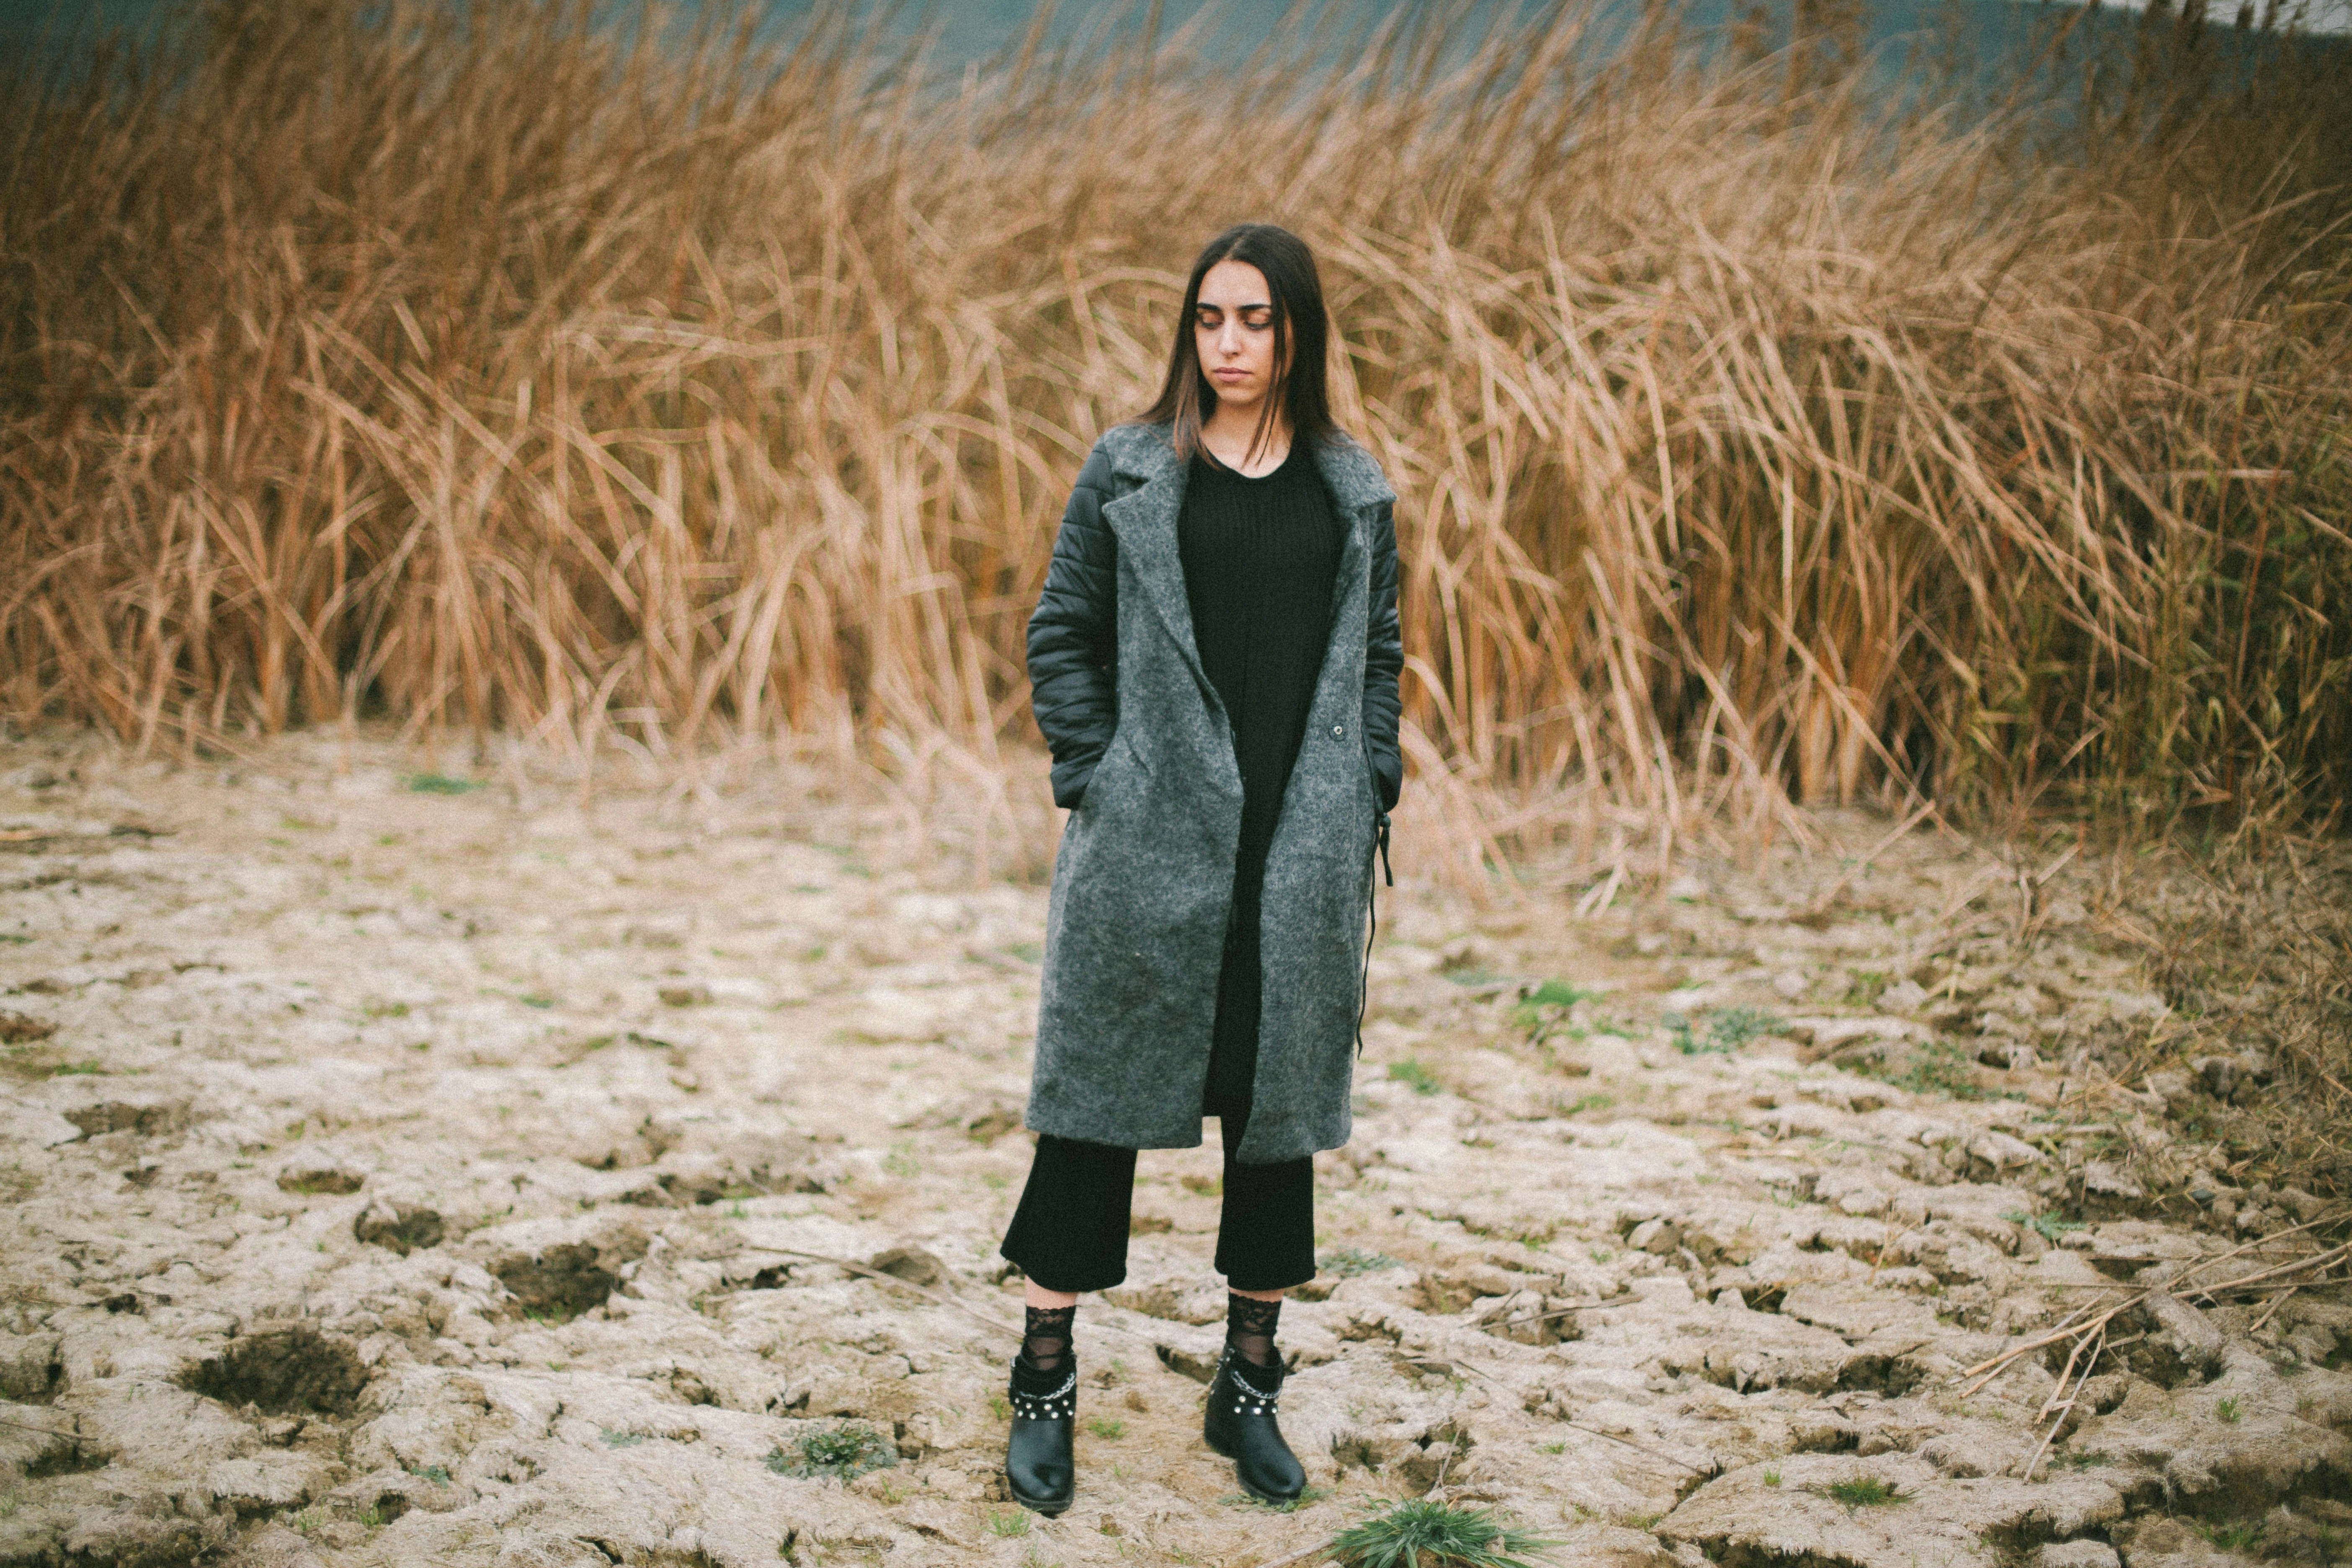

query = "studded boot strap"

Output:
[[1008, 1367, 1076, 1421], [1221, 1353, 1281, 1418]]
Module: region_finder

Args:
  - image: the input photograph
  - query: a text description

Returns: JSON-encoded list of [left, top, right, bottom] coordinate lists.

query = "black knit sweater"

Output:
[[1176, 444, 1343, 1112]]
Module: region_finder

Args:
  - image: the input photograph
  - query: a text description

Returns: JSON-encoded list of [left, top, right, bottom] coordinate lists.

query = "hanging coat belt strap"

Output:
[[1354, 813, 1393, 1056]]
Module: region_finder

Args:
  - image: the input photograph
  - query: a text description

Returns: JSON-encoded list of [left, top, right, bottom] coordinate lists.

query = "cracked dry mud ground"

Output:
[[1, 735, 2347, 1568]]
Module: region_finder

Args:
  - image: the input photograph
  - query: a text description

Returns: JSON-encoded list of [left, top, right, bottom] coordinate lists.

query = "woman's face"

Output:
[[1194, 258, 1282, 417]]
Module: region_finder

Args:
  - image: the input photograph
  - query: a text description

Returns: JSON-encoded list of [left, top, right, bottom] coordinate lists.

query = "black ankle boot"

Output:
[[1004, 1353, 1076, 1514], [1204, 1347, 1305, 1503]]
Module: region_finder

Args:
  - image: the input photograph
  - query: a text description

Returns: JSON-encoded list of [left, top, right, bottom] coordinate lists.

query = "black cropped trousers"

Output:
[[999, 1099, 1315, 1295]]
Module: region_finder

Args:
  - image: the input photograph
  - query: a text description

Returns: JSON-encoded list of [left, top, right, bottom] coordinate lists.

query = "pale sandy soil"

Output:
[[0, 732, 2345, 1568]]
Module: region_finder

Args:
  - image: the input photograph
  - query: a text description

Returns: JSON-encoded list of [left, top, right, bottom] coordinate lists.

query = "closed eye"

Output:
[[1196, 305, 1275, 330]]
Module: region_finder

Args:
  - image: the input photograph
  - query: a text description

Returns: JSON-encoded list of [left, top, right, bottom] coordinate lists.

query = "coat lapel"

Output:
[[1096, 423, 1396, 699], [1097, 425, 1210, 694]]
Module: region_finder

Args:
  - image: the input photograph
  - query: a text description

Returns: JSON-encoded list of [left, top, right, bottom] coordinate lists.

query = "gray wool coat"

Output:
[[1022, 420, 1403, 1166]]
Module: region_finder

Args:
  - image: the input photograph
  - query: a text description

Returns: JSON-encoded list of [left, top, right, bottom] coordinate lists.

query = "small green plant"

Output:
[[882, 1140, 919, 1178], [50, 1062, 102, 1076], [405, 773, 482, 794], [2003, 1208, 2088, 1243], [1388, 1059, 1442, 1095], [985, 1506, 1033, 1537], [1820, 1476, 1905, 1509], [358, 1505, 384, 1529], [599, 1428, 644, 1448], [988, 1392, 1011, 1421], [407, 1463, 451, 1485], [1842, 970, 1891, 1007], [1761, 1469, 1782, 1487], [1707, 1007, 1787, 1049], [2199, 1521, 2263, 1552], [1318, 1246, 1403, 1276], [767, 1421, 896, 1480], [1667, 1007, 1787, 1055], [1511, 980, 1596, 1031], [1328, 1499, 1557, 1567], [364, 1001, 410, 1019], [519, 993, 555, 1009], [290, 1508, 323, 1533], [1561, 1093, 1614, 1115], [1222, 1483, 1331, 1514], [1086, 1416, 1126, 1439], [1858, 1039, 1992, 1100], [1540, 1439, 1567, 1454], [2215, 1397, 2242, 1423]]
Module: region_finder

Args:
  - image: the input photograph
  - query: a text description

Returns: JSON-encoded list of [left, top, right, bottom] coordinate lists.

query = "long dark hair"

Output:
[[1137, 223, 1337, 464]]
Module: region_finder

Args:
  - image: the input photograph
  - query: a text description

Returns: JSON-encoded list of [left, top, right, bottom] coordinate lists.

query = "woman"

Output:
[[999, 222, 1405, 1514]]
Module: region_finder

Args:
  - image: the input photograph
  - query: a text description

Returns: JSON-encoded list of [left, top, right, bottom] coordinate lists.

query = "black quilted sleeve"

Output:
[[1362, 498, 1405, 814], [1026, 446, 1120, 809]]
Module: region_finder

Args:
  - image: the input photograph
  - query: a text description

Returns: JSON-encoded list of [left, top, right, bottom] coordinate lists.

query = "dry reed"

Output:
[[3, 0, 2347, 869]]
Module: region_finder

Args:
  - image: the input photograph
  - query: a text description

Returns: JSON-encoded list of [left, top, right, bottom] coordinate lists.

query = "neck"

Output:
[[1201, 402, 1290, 472]]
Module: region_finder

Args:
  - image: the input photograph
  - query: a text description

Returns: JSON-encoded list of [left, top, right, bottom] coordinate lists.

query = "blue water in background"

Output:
[[3, 0, 2341, 101]]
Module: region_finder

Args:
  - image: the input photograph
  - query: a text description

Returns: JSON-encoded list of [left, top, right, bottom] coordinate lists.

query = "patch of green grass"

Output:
[[1222, 1483, 1332, 1514], [1667, 1006, 1789, 1055], [1858, 1039, 1993, 1101], [2199, 1521, 2263, 1552], [1761, 1469, 1782, 1486], [766, 1421, 896, 1480], [49, 1062, 102, 1076], [1709, 1007, 1787, 1048], [1318, 1246, 1403, 1277], [2215, 1397, 2242, 1423], [2052, 1449, 2111, 1469], [2002, 1208, 2088, 1243], [1388, 1058, 1442, 1096], [406, 1462, 451, 1485], [985, 1506, 1032, 1537], [363, 1001, 410, 1019], [1512, 979, 1596, 1031], [518, 993, 555, 1009], [1842, 970, 1892, 1008], [598, 1428, 644, 1449], [1085, 1416, 1125, 1440], [988, 1392, 1011, 1421], [1329, 1499, 1558, 1567], [405, 773, 483, 795], [1560, 1092, 1614, 1115], [1819, 1476, 1905, 1509], [882, 1140, 919, 1178]]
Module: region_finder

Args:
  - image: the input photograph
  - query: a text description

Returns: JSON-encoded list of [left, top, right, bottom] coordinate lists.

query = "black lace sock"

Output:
[[1022, 1303, 1077, 1373], [1225, 1292, 1283, 1369]]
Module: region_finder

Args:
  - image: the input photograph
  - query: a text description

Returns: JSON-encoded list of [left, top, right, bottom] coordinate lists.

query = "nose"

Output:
[[1218, 319, 1243, 358]]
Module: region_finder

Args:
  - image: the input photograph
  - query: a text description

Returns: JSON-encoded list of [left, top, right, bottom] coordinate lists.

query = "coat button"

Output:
[[1332, 724, 1345, 738]]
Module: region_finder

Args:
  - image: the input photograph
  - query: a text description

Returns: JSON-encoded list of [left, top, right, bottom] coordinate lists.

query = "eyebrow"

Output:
[[1197, 301, 1273, 312]]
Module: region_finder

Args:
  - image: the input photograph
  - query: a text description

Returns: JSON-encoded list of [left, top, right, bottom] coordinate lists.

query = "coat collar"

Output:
[[1099, 420, 1396, 515], [1095, 420, 1389, 706]]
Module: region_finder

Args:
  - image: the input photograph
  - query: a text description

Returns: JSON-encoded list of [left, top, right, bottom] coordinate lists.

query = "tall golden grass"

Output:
[[3, 0, 2348, 861]]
